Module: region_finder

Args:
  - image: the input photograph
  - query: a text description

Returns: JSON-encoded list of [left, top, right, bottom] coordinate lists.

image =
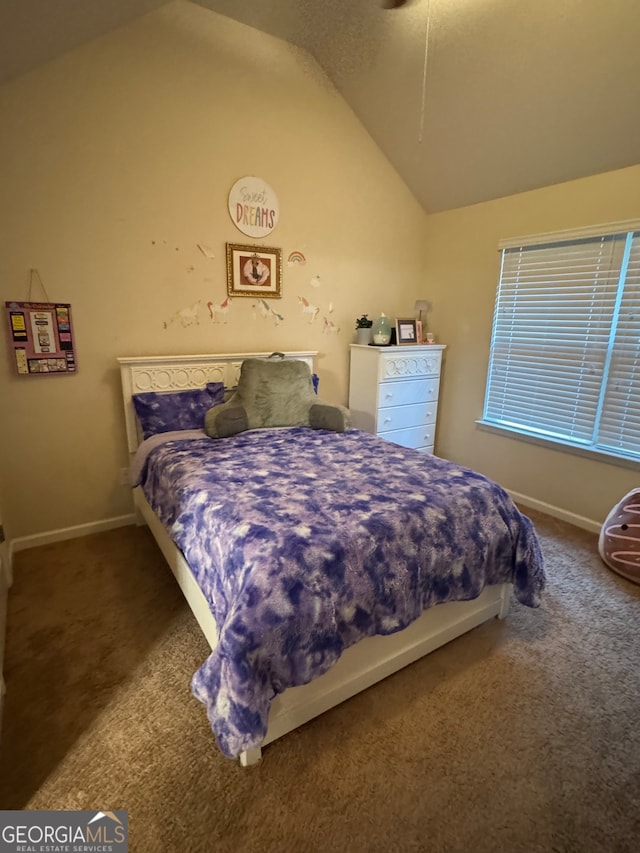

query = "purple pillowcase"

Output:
[[133, 382, 225, 439]]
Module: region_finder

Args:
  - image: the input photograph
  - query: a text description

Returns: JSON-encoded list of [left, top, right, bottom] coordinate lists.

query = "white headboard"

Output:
[[118, 351, 317, 454]]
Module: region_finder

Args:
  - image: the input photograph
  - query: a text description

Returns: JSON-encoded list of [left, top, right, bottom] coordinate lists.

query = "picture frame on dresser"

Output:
[[395, 318, 418, 345]]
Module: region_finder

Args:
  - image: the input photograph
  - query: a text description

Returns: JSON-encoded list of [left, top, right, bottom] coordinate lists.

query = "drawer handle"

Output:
[[384, 417, 393, 424], [384, 392, 393, 400]]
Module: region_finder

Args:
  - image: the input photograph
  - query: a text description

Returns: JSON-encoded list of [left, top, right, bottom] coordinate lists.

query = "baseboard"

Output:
[[508, 491, 601, 534], [6, 491, 600, 557], [10, 514, 136, 556]]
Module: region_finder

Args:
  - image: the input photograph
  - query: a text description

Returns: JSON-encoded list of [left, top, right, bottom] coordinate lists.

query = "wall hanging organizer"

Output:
[[4, 269, 77, 376]]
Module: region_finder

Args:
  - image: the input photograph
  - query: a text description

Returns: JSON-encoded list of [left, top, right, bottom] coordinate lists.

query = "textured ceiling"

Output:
[[2, 0, 640, 213]]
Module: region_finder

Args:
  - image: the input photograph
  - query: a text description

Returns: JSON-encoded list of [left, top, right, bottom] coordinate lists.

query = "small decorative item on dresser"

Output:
[[355, 314, 373, 345], [395, 317, 418, 345], [372, 313, 392, 345], [414, 299, 431, 341]]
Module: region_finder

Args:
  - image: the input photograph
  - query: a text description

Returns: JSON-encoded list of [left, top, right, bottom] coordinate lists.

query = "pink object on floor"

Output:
[[598, 488, 640, 585]]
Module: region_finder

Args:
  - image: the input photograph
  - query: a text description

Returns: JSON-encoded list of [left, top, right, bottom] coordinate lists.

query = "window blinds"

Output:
[[483, 229, 640, 462]]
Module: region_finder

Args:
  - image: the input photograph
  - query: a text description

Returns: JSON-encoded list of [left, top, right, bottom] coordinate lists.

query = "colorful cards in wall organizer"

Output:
[[5, 301, 77, 376]]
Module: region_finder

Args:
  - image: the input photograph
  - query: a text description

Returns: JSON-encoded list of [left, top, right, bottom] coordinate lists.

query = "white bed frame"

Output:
[[118, 352, 511, 766]]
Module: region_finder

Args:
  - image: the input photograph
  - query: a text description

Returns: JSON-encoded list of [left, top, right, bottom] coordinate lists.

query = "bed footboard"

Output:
[[498, 581, 511, 618], [239, 747, 262, 767], [262, 580, 510, 751]]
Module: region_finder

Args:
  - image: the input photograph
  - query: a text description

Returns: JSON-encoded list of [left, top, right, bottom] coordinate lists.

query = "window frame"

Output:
[[478, 219, 640, 471]]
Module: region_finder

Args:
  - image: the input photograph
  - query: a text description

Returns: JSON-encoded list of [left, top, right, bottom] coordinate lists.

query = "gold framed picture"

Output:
[[226, 242, 282, 298]]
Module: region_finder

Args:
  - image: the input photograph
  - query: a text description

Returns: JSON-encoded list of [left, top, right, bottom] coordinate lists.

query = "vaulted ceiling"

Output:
[[2, 0, 640, 213]]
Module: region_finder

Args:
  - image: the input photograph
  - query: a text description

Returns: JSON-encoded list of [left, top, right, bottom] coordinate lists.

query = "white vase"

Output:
[[356, 327, 373, 345]]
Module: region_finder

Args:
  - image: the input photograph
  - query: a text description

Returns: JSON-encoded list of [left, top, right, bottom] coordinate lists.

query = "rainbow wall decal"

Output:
[[287, 250, 307, 266]]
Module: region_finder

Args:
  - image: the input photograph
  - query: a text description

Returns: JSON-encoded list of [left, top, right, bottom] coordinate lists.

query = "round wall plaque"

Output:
[[228, 176, 280, 238]]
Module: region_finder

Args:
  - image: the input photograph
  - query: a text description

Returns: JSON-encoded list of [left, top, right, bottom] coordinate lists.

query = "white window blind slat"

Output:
[[596, 235, 640, 456]]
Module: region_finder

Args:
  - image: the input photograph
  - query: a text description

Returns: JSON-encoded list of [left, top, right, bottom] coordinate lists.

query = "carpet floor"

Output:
[[0, 508, 638, 852]]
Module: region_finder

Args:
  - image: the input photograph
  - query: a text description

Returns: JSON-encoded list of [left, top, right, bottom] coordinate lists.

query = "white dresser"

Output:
[[348, 344, 446, 453]]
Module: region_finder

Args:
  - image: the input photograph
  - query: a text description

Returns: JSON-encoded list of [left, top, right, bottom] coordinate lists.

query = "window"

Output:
[[481, 221, 640, 465]]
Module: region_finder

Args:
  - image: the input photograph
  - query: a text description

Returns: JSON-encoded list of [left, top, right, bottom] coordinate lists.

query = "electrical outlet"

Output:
[[119, 467, 130, 486]]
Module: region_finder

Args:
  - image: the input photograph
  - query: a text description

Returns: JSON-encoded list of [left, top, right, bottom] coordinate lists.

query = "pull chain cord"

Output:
[[28, 268, 51, 302], [418, 0, 433, 144]]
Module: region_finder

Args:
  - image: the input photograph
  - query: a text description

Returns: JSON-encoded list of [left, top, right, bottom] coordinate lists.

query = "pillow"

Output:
[[222, 374, 317, 399], [204, 359, 350, 438], [133, 382, 225, 439]]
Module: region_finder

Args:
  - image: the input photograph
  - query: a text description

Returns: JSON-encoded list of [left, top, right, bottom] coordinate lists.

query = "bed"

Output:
[[118, 351, 545, 766]]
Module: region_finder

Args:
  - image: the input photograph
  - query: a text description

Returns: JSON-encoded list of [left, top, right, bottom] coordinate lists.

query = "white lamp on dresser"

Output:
[[348, 343, 446, 454]]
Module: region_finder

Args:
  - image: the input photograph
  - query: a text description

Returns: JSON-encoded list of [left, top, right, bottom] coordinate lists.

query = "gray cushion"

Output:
[[204, 359, 350, 438]]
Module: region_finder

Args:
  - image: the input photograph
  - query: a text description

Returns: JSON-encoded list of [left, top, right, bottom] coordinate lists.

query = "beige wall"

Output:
[[425, 165, 640, 526], [0, 2, 428, 541]]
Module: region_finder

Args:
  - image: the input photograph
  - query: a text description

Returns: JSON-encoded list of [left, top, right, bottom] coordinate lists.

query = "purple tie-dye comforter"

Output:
[[132, 427, 545, 758]]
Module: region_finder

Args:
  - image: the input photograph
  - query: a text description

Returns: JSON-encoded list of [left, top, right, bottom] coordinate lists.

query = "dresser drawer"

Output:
[[377, 402, 437, 432], [379, 349, 442, 381], [377, 377, 439, 408], [378, 423, 436, 450]]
